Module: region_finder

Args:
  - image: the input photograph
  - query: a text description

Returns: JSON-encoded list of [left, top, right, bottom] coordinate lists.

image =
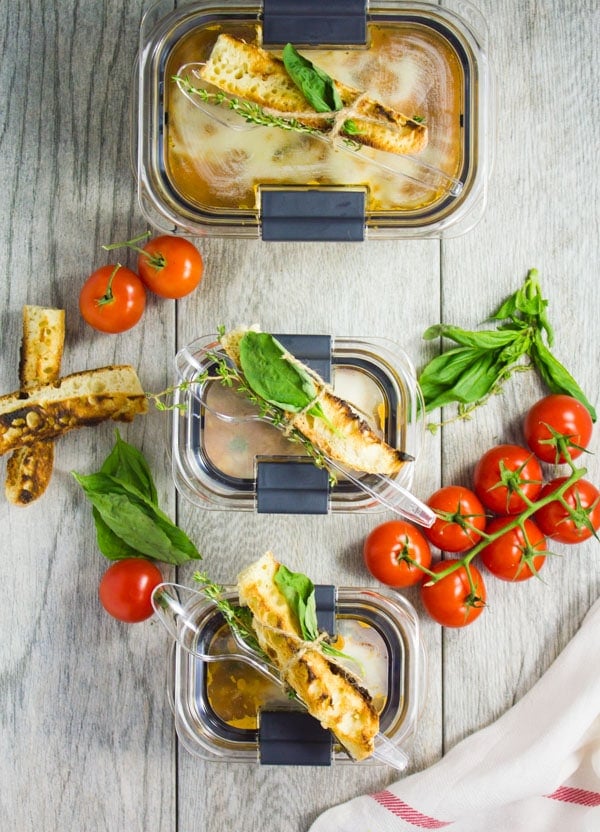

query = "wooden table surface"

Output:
[[2, 1, 599, 830]]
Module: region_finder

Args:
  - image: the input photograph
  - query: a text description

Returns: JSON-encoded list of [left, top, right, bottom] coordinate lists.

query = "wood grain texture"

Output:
[[1, 1, 599, 830], [439, 0, 600, 753], [1, 1, 176, 830]]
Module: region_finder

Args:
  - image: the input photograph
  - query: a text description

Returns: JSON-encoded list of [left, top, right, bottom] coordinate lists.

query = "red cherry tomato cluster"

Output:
[[363, 395, 599, 629], [79, 232, 204, 333]]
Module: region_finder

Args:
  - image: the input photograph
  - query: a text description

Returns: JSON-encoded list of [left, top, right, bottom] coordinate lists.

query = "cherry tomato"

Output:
[[480, 517, 546, 581], [523, 395, 593, 464], [473, 444, 543, 515], [534, 477, 600, 544], [99, 559, 163, 622], [363, 520, 432, 587], [420, 560, 486, 628], [425, 486, 487, 552], [138, 235, 203, 299], [79, 264, 146, 333]]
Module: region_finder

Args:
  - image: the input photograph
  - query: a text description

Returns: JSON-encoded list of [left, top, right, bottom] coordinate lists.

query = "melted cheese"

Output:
[[164, 22, 464, 214]]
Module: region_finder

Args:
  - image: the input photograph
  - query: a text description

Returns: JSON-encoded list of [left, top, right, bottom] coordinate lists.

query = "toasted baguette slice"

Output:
[[220, 327, 409, 476], [199, 34, 428, 156], [5, 443, 56, 505], [237, 552, 379, 761], [0, 365, 147, 455], [6, 306, 66, 505], [19, 305, 66, 386]]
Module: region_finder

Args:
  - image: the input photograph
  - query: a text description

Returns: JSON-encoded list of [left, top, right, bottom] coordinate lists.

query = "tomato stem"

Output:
[[427, 458, 588, 583], [102, 230, 152, 257], [95, 263, 122, 307]]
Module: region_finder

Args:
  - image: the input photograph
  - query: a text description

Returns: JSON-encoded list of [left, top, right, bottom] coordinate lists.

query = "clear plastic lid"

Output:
[[136, 0, 493, 239], [167, 584, 425, 765], [170, 333, 431, 521]]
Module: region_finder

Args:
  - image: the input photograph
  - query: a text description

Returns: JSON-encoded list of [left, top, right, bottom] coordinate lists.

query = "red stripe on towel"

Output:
[[370, 791, 452, 828], [547, 786, 600, 807]]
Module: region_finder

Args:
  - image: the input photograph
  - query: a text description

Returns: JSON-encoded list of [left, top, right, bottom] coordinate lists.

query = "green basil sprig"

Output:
[[73, 431, 201, 565], [282, 43, 343, 113], [274, 564, 358, 666], [418, 269, 596, 422], [238, 331, 333, 426]]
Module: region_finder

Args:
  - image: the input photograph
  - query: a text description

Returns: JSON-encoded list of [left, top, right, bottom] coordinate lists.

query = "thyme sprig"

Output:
[[192, 571, 266, 658], [172, 74, 362, 152]]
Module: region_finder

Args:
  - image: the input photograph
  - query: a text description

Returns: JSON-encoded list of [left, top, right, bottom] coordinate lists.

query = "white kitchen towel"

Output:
[[309, 596, 600, 832]]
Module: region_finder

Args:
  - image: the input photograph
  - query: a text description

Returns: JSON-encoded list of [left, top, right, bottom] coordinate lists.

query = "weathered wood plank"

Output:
[[1, 2, 176, 830], [439, 0, 600, 752], [2, 1, 598, 831], [175, 237, 442, 832]]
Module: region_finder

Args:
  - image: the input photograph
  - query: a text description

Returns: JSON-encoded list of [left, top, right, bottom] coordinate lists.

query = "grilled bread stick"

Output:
[[5, 306, 65, 505], [199, 34, 428, 156], [237, 552, 380, 760]]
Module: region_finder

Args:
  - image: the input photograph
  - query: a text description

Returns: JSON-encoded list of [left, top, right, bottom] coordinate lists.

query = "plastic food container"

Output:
[[168, 583, 424, 765], [170, 333, 426, 516], [136, 0, 492, 240]]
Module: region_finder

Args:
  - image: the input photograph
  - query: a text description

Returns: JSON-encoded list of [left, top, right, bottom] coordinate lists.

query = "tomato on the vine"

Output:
[[473, 444, 543, 515], [138, 235, 203, 299], [523, 395, 593, 464], [79, 264, 146, 333], [99, 558, 163, 622], [480, 517, 546, 581], [425, 486, 486, 552], [534, 477, 600, 544], [420, 560, 486, 628], [363, 520, 432, 587]]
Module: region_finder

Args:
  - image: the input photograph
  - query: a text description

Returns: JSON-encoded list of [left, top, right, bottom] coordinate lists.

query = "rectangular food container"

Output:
[[168, 583, 424, 765], [136, 0, 492, 240], [170, 333, 425, 515]]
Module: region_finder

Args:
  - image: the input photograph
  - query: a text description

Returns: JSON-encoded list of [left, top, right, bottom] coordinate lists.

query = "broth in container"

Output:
[[137, 1, 490, 238], [165, 22, 465, 215]]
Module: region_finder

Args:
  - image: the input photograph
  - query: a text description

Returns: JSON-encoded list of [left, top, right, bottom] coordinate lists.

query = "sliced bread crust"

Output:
[[6, 306, 66, 505], [0, 365, 147, 455]]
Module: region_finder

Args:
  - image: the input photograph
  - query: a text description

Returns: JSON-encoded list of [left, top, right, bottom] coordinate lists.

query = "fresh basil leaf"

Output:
[[488, 292, 518, 321], [274, 564, 319, 641], [73, 472, 201, 564], [282, 43, 343, 113], [424, 324, 520, 350], [530, 335, 597, 421], [91, 507, 142, 560], [515, 269, 555, 345], [419, 346, 487, 402], [496, 334, 532, 364], [239, 331, 317, 412], [447, 351, 504, 403], [100, 429, 158, 504], [422, 350, 502, 412], [420, 269, 592, 420]]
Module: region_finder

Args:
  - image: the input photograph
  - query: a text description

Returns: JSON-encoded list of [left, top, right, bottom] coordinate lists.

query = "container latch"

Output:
[[259, 584, 336, 766], [262, 0, 367, 46], [256, 334, 332, 515], [261, 188, 366, 242]]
